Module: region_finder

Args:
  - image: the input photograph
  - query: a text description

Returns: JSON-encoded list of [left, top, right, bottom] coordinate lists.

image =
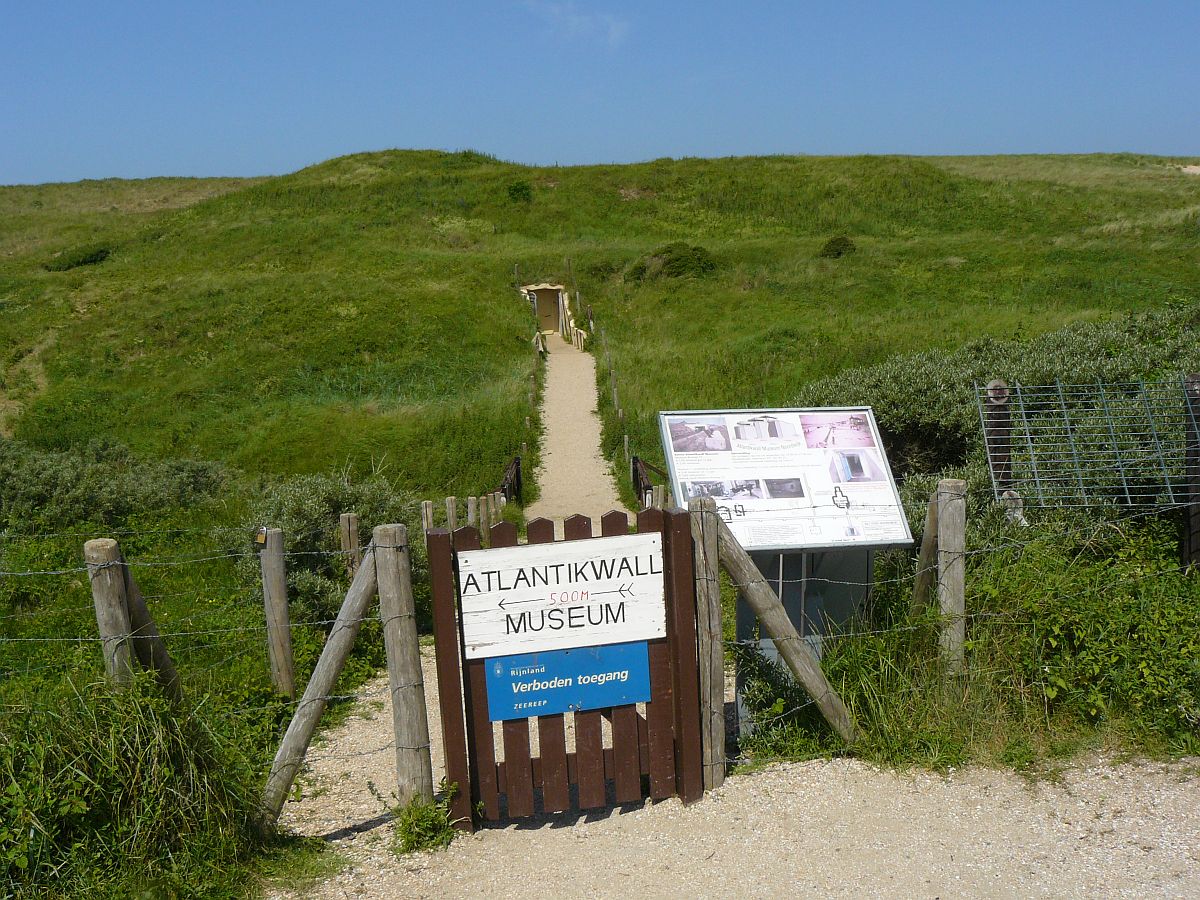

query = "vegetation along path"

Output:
[[524, 331, 629, 534]]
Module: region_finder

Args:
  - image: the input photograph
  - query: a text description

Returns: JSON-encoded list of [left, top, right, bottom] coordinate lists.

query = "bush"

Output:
[[627, 242, 717, 281], [43, 244, 111, 272], [794, 301, 1200, 475], [817, 235, 856, 258], [236, 471, 428, 631], [506, 180, 533, 204], [0, 439, 225, 531]]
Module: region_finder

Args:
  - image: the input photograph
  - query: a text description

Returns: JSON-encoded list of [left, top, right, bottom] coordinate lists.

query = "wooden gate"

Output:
[[428, 507, 703, 829]]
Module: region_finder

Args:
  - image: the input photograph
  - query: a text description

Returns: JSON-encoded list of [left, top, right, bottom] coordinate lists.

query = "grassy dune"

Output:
[[4, 151, 1198, 492]]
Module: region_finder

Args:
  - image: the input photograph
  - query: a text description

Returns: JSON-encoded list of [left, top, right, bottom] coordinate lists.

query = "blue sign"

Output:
[[485, 641, 651, 721]]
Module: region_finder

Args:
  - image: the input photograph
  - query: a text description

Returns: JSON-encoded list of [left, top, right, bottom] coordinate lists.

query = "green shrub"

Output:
[[392, 782, 460, 855], [627, 242, 716, 281], [506, 180, 533, 203], [44, 244, 111, 272], [0, 439, 225, 531], [794, 301, 1200, 475], [236, 470, 428, 631], [817, 235, 856, 258]]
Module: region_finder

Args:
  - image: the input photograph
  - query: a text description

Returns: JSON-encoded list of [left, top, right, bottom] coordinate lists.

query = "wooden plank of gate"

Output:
[[638, 507, 675, 799], [602, 510, 642, 804], [665, 509, 705, 803], [491, 521, 535, 819], [427, 530, 475, 831], [454, 526, 500, 822], [564, 514, 606, 810], [527, 517, 571, 813]]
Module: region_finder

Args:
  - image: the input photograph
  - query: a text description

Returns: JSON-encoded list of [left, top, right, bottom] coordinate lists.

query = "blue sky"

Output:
[[3, 1, 1197, 184]]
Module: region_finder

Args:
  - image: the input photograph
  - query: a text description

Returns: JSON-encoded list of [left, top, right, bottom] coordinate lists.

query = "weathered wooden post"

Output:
[[936, 478, 967, 675], [374, 524, 434, 805], [84, 538, 134, 687], [259, 540, 380, 826], [420, 501, 435, 534], [1184, 375, 1200, 567], [479, 495, 491, 546], [259, 528, 296, 699], [689, 498, 726, 790], [119, 552, 183, 704], [652, 485, 666, 509], [466, 496, 478, 527], [445, 496, 458, 532], [339, 512, 362, 578]]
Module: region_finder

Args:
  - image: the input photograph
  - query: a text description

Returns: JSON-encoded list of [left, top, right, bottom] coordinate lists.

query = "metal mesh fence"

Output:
[[977, 377, 1200, 508]]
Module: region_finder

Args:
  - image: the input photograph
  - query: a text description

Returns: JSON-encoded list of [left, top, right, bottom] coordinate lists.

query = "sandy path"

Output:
[[269, 659, 1200, 900], [524, 332, 629, 535]]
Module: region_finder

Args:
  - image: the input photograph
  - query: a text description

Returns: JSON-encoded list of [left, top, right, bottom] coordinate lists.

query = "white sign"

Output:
[[458, 532, 666, 659], [660, 407, 913, 552]]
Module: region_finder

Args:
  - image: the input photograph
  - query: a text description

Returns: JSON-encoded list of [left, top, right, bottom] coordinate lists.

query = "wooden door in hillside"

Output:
[[427, 507, 703, 829]]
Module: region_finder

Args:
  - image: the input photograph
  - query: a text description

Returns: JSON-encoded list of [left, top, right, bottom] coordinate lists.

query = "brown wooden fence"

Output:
[[427, 508, 703, 830]]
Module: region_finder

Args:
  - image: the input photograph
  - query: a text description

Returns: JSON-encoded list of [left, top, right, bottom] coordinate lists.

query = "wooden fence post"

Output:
[[84, 538, 134, 687], [259, 541, 380, 827], [119, 552, 184, 705], [339, 513, 362, 578], [420, 501, 435, 534], [1184, 375, 1200, 567], [936, 479, 967, 675], [985, 379, 1012, 491], [445, 496, 458, 532], [689, 499, 726, 791], [259, 528, 296, 699], [910, 492, 939, 616], [467, 496, 478, 527], [713, 518, 856, 743], [374, 524, 434, 806]]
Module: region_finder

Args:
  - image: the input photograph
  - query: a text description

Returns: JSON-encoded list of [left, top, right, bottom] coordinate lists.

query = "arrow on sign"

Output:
[[590, 583, 635, 599], [497, 596, 546, 610]]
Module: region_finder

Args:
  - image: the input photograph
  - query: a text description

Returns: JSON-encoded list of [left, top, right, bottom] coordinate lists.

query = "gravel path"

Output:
[[270, 652, 1200, 899], [524, 331, 629, 536]]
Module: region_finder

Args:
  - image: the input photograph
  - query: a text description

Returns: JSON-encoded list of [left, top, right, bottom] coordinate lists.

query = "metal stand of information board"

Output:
[[734, 548, 874, 735]]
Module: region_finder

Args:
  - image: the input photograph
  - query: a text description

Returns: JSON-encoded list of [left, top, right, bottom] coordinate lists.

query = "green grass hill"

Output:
[[3, 150, 1198, 492]]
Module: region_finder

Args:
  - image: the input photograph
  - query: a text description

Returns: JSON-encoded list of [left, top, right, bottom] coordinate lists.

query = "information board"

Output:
[[484, 642, 651, 721], [659, 407, 912, 552], [458, 532, 666, 659]]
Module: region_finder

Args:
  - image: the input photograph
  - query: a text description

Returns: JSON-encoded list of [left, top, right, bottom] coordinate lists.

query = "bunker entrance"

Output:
[[522, 283, 566, 333]]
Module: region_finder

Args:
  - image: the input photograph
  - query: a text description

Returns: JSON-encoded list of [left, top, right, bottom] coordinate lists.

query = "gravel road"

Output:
[[269, 656, 1200, 900]]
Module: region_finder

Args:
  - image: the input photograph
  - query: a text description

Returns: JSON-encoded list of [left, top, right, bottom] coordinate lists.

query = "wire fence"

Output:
[[2, 501, 1196, 788]]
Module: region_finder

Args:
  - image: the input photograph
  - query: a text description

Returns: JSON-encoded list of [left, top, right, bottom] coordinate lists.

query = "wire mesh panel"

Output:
[[976, 377, 1200, 508]]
